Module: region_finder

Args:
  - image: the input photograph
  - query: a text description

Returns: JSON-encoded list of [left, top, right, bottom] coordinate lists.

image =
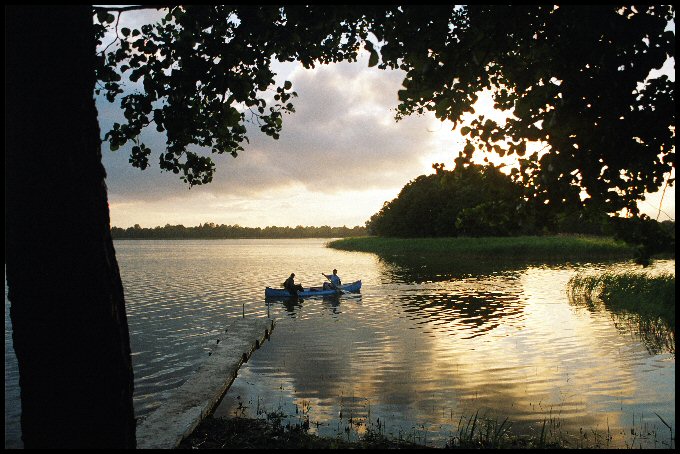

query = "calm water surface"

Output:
[[4, 239, 675, 448]]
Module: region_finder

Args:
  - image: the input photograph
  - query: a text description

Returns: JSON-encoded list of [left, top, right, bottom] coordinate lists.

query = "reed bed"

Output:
[[567, 268, 675, 353], [567, 269, 675, 315]]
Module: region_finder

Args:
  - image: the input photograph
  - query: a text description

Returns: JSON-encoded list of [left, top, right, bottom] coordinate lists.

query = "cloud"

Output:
[[243, 60, 438, 192], [100, 53, 442, 204]]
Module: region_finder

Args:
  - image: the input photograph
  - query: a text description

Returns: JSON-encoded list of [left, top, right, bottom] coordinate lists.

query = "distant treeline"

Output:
[[111, 223, 368, 239]]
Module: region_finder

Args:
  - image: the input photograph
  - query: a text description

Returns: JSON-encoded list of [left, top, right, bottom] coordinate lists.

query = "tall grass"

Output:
[[447, 410, 517, 448], [568, 269, 675, 353], [568, 270, 675, 316], [328, 235, 633, 261], [444, 411, 569, 449]]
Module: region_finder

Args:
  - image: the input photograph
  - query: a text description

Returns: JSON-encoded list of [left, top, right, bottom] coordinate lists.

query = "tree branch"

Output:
[[100, 11, 123, 55], [92, 5, 172, 14]]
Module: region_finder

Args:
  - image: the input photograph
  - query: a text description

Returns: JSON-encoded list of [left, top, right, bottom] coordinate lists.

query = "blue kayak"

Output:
[[265, 280, 361, 298]]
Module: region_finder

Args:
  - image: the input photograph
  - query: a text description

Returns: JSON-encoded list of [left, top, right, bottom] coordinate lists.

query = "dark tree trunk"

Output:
[[5, 6, 136, 448]]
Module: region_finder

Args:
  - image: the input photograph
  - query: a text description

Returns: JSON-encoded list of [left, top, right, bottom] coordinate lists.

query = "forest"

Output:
[[111, 223, 367, 239]]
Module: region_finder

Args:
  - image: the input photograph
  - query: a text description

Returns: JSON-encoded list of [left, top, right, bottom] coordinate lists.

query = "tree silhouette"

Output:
[[6, 6, 135, 448], [99, 5, 673, 212], [366, 159, 527, 237], [6, 5, 377, 448], [378, 5, 674, 216]]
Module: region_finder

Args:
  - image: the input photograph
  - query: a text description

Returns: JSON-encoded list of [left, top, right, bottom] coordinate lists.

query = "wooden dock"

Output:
[[136, 317, 275, 449]]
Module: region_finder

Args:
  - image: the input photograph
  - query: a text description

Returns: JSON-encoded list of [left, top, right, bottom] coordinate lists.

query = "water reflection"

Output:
[[375, 254, 528, 340], [266, 293, 362, 318], [224, 255, 675, 449], [612, 312, 675, 356], [569, 297, 675, 356], [375, 252, 595, 284], [395, 288, 525, 339], [267, 296, 303, 316], [566, 262, 675, 357], [322, 294, 342, 315]]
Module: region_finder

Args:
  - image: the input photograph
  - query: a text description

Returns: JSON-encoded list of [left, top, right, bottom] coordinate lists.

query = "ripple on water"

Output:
[[4, 243, 674, 449]]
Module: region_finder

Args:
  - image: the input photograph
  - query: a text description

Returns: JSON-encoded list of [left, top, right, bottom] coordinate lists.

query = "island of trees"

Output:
[[371, 157, 670, 228], [365, 157, 674, 261], [111, 223, 367, 239]]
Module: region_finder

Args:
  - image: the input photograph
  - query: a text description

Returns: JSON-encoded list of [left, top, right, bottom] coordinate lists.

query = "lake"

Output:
[[4, 239, 675, 448]]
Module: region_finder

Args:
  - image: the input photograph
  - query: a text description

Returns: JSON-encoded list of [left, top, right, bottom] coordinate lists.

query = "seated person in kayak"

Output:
[[322, 269, 342, 290], [283, 273, 304, 295]]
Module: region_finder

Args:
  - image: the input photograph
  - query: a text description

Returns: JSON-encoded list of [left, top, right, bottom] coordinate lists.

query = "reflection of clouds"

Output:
[[518, 266, 677, 439], [253, 273, 532, 439], [214, 249, 674, 448]]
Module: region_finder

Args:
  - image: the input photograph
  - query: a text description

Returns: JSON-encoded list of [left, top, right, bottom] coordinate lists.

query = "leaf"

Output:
[[96, 11, 115, 24], [517, 141, 527, 156], [226, 107, 241, 125], [463, 142, 475, 157], [368, 49, 379, 67], [365, 40, 379, 67]]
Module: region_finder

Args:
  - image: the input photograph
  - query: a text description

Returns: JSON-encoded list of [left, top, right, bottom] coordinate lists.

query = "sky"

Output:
[[97, 9, 675, 229]]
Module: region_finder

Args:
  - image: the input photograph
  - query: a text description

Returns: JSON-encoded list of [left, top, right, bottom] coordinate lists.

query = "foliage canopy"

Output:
[[96, 5, 674, 215], [95, 5, 376, 185], [377, 5, 674, 216]]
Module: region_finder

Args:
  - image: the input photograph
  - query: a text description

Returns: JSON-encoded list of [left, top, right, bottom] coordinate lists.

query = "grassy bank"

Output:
[[179, 414, 427, 449], [567, 269, 675, 355], [180, 410, 654, 449], [179, 414, 560, 450], [328, 235, 634, 261]]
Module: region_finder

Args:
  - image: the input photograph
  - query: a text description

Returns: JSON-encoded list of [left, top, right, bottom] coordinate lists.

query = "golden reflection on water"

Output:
[[222, 253, 673, 448], [115, 239, 673, 449], [63, 242, 680, 447]]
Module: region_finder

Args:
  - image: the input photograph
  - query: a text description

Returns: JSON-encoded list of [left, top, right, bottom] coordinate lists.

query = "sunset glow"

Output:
[[99, 11, 674, 229]]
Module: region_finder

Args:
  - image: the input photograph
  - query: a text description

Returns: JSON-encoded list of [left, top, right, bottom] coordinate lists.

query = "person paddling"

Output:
[[322, 269, 341, 290]]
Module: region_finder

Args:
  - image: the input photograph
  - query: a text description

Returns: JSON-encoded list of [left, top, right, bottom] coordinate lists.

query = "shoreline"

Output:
[[179, 415, 431, 450], [326, 235, 637, 259]]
